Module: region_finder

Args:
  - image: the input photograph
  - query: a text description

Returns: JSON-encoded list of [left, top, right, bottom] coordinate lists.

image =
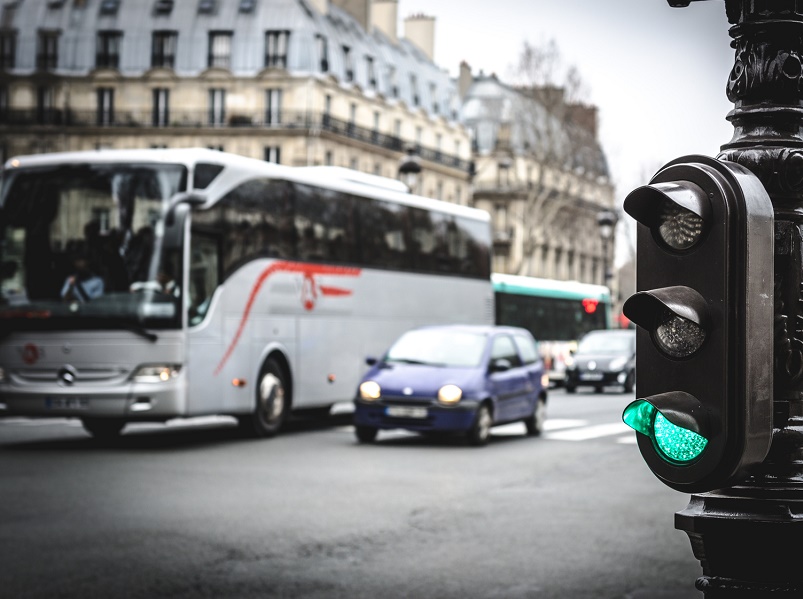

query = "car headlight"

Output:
[[609, 356, 628, 371], [359, 381, 381, 400], [438, 384, 462, 405], [132, 365, 181, 383]]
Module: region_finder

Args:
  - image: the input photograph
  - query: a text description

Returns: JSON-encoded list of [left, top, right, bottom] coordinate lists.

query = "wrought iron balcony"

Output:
[[0, 108, 471, 172]]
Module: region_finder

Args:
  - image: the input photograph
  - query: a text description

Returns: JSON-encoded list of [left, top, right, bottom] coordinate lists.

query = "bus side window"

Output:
[[189, 232, 219, 325]]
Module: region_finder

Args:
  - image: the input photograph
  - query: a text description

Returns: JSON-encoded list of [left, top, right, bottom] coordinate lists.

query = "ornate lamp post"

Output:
[[657, 1, 803, 596], [597, 210, 616, 286], [398, 147, 422, 194]]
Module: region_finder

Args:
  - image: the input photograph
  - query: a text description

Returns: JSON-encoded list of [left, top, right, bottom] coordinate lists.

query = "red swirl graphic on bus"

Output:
[[214, 261, 361, 375]]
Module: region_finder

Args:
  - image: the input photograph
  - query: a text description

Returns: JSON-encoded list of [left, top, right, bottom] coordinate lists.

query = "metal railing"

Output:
[[0, 108, 471, 172]]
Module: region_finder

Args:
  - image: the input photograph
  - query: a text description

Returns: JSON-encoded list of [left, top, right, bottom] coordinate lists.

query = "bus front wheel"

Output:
[[239, 358, 289, 438]]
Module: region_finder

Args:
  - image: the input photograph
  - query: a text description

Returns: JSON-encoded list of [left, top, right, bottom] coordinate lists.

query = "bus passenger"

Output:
[[61, 256, 104, 302]]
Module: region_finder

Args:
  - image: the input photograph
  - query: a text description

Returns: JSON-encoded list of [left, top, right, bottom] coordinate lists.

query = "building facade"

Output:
[[0, 0, 472, 204], [461, 68, 616, 288]]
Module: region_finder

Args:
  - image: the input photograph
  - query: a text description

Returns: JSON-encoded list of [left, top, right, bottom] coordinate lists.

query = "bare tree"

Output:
[[499, 39, 609, 279]]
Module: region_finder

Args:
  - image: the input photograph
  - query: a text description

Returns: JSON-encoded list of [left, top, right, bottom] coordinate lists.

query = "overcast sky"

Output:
[[399, 0, 735, 205]]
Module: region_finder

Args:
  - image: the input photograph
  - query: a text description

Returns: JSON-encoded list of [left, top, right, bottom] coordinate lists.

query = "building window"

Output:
[[152, 31, 177, 68], [36, 86, 56, 125], [388, 66, 398, 98], [430, 82, 438, 113], [153, 0, 174, 15], [316, 34, 328, 72], [265, 30, 289, 68], [394, 118, 401, 138], [349, 102, 357, 135], [208, 144, 224, 152], [208, 88, 225, 125], [238, 0, 256, 13], [325, 150, 333, 166], [208, 31, 232, 68], [350, 157, 358, 171], [99, 0, 121, 15], [97, 88, 114, 126], [37, 30, 60, 71], [198, 0, 217, 14], [152, 88, 169, 127], [366, 56, 376, 89], [265, 88, 282, 125], [96, 31, 122, 69], [264, 146, 281, 164], [342, 45, 353, 82], [92, 208, 111, 233], [410, 74, 419, 106], [0, 30, 16, 70]]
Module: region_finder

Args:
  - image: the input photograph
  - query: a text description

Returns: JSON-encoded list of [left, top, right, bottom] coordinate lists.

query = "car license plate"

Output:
[[386, 405, 428, 419], [579, 373, 604, 381], [45, 397, 89, 410]]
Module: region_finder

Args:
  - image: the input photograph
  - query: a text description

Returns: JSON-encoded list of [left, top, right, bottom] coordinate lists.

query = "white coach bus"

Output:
[[0, 148, 493, 438]]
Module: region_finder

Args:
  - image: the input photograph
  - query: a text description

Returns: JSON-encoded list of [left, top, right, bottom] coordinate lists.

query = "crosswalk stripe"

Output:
[[545, 422, 631, 441]]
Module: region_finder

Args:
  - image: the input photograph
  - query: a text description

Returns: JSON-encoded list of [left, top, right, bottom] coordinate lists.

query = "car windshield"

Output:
[[577, 333, 633, 355], [385, 329, 488, 367], [0, 162, 187, 332]]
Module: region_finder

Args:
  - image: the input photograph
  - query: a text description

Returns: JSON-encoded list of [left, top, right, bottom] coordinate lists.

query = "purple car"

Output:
[[353, 324, 548, 446]]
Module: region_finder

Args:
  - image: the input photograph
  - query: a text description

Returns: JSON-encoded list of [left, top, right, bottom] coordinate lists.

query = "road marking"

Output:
[[545, 422, 631, 441], [544, 419, 588, 431], [617, 435, 637, 444]]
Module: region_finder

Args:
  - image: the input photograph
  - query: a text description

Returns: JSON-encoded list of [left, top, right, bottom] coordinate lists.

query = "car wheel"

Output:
[[82, 418, 125, 439], [238, 357, 289, 438], [565, 385, 576, 394], [467, 403, 492, 446], [525, 397, 547, 436], [355, 425, 378, 444], [624, 371, 635, 393]]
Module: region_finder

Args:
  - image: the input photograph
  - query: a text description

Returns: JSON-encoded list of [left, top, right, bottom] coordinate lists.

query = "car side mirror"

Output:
[[365, 356, 378, 366], [490, 358, 512, 373]]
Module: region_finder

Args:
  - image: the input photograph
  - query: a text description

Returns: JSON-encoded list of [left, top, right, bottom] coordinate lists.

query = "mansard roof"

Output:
[[461, 74, 610, 180], [6, 0, 458, 120]]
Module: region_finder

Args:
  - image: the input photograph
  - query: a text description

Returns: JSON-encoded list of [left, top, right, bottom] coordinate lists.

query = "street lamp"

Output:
[[398, 147, 422, 194], [597, 210, 616, 285]]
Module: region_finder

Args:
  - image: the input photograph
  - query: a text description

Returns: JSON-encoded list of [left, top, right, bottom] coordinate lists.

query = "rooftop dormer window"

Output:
[[151, 30, 177, 68], [365, 55, 376, 89], [238, 0, 256, 12], [0, 30, 16, 70], [208, 31, 232, 68], [265, 30, 289, 69], [36, 30, 60, 71], [99, 0, 120, 15], [316, 34, 328, 72], [342, 45, 353, 82], [154, 0, 173, 15], [96, 30, 122, 69], [198, 0, 216, 14]]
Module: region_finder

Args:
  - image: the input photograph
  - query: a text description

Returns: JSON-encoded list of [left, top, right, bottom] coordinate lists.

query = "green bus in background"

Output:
[[492, 273, 613, 387]]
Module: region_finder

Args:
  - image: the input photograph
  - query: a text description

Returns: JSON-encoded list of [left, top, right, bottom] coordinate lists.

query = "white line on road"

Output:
[[545, 422, 631, 441]]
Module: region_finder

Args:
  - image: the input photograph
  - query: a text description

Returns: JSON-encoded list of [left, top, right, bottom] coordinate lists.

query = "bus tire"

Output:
[[239, 358, 289, 438], [82, 418, 125, 439]]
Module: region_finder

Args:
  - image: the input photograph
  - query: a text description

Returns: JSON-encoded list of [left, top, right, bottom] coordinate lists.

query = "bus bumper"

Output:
[[0, 379, 188, 420]]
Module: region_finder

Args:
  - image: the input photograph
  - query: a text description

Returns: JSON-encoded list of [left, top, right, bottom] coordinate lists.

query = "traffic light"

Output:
[[621, 155, 774, 493]]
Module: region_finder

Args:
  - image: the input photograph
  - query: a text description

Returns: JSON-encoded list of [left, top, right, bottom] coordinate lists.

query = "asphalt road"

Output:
[[0, 388, 702, 599]]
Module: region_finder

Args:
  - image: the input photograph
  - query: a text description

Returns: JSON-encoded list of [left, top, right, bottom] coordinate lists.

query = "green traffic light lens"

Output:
[[623, 400, 708, 465], [657, 201, 704, 250]]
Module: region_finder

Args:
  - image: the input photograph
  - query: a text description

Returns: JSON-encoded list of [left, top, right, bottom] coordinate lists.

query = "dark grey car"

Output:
[[564, 329, 636, 393]]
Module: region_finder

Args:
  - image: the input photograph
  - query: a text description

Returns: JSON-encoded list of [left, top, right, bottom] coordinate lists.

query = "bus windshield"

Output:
[[0, 162, 187, 332]]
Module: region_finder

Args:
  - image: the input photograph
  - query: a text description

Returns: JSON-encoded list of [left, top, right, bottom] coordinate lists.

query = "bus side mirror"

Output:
[[165, 192, 207, 226]]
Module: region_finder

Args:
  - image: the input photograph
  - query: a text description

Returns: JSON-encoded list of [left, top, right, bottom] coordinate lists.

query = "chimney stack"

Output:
[[331, 0, 371, 32], [372, 0, 398, 43], [458, 61, 472, 99], [307, 0, 328, 16], [404, 13, 435, 62]]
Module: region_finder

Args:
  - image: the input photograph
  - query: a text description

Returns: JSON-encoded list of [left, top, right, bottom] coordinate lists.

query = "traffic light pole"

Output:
[[670, 1, 803, 596]]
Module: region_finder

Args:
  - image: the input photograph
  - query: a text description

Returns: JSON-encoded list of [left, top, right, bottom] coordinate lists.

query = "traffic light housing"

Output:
[[622, 155, 774, 493]]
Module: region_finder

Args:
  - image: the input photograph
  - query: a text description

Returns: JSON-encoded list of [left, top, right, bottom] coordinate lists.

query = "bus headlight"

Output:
[[359, 381, 381, 400], [438, 384, 462, 405], [132, 365, 181, 383]]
